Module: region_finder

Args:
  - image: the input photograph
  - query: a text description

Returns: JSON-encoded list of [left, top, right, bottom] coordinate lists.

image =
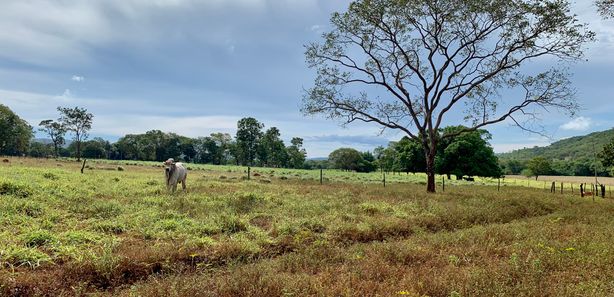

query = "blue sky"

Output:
[[1, 0, 613, 158]]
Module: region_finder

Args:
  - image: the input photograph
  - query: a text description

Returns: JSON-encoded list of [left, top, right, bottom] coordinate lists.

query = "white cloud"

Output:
[[61, 89, 72, 97], [94, 114, 239, 137], [561, 117, 593, 131], [72, 75, 85, 82]]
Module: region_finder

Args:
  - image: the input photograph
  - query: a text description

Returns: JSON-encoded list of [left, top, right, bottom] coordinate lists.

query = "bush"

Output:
[[42, 172, 59, 180], [23, 230, 58, 247], [0, 181, 32, 198], [117, 166, 125, 171]]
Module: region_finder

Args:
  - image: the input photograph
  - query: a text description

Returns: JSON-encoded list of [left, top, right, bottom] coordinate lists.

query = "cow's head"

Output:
[[163, 158, 176, 185]]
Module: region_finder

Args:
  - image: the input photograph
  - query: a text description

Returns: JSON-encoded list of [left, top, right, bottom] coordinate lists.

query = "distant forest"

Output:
[[499, 129, 614, 177]]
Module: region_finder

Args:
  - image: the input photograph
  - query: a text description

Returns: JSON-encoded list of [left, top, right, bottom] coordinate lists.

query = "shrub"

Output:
[[117, 166, 125, 171], [0, 182, 32, 198], [42, 172, 59, 180], [23, 230, 58, 247], [218, 215, 248, 234]]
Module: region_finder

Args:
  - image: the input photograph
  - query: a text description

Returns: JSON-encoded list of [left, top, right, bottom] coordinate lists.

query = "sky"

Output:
[[0, 0, 613, 158]]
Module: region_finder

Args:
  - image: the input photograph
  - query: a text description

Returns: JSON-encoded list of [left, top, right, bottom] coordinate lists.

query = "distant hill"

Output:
[[498, 128, 614, 162]]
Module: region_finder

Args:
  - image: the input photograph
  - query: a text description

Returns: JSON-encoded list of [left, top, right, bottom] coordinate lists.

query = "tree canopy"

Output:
[[38, 119, 66, 158], [58, 106, 94, 161], [303, 0, 594, 192], [526, 157, 553, 180], [0, 104, 33, 156]]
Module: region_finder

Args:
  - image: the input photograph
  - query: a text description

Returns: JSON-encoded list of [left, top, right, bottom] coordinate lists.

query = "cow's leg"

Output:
[[181, 178, 187, 191], [172, 183, 178, 193]]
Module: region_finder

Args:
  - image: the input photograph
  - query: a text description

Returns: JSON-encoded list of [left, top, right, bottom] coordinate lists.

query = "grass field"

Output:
[[2, 157, 614, 296]]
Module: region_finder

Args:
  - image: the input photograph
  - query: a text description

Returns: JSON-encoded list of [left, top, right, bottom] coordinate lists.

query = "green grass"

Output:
[[1, 158, 614, 296]]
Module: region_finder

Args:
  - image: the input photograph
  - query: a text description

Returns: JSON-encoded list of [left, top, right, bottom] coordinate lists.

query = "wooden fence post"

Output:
[[561, 182, 563, 194], [498, 178, 501, 192], [247, 167, 251, 180], [580, 184, 584, 197], [81, 159, 87, 174], [442, 176, 445, 192], [383, 171, 386, 188], [320, 168, 323, 185]]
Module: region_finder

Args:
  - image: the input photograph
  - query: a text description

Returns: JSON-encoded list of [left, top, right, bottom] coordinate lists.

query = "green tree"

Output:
[[303, 0, 593, 192], [328, 148, 363, 171], [599, 138, 614, 172], [374, 145, 396, 172], [503, 160, 525, 175], [357, 151, 377, 173], [435, 126, 502, 179], [57, 106, 94, 161], [28, 142, 54, 158], [210, 133, 233, 164], [79, 138, 110, 159], [287, 137, 307, 169], [38, 119, 66, 158], [235, 117, 264, 166], [526, 157, 553, 180], [393, 137, 426, 174], [0, 104, 33, 156], [259, 127, 288, 167]]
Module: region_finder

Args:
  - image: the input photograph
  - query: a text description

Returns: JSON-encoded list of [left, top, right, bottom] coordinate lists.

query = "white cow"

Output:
[[164, 158, 187, 193]]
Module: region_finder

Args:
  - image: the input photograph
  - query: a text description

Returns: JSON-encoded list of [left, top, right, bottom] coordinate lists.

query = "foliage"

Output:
[[38, 119, 67, 158], [599, 138, 614, 169], [500, 129, 614, 176], [286, 138, 307, 169], [28, 142, 54, 158], [0, 104, 33, 156], [303, 0, 594, 192], [597, 0, 614, 18], [526, 157, 553, 180], [235, 118, 264, 166], [57, 106, 94, 161], [328, 148, 364, 171], [436, 126, 502, 179]]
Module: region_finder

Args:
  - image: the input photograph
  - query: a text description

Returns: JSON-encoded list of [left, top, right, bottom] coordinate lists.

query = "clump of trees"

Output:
[[113, 117, 307, 169], [327, 126, 502, 178], [328, 148, 376, 172], [0, 104, 33, 156]]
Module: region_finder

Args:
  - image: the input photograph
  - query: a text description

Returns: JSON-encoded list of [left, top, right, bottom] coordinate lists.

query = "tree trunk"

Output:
[[76, 141, 81, 161], [426, 151, 436, 193]]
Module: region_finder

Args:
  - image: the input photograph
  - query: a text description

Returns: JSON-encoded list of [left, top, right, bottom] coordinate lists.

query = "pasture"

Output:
[[1, 158, 614, 296]]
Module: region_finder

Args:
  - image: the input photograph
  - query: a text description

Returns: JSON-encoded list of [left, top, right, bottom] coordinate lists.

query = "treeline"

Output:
[[325, 126, 503, 179], [1, 104, 307, 169]]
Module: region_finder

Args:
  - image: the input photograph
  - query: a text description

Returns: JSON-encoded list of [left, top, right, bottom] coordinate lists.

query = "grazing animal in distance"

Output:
[[163, 158, 187, 193], [2, 159, 9, 163]]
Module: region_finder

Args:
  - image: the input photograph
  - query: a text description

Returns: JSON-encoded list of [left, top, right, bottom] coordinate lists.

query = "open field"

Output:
[[2, 158, 614, 296]]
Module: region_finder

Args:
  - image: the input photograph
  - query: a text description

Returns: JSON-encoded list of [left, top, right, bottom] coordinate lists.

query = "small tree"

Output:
[[287, 137, 307, 169], [58, 106, 94, 161], [303, 0, 594, 192], [235, 117, 264, 166], [38, 120, 66, 158], [526, 157, 552, 180]]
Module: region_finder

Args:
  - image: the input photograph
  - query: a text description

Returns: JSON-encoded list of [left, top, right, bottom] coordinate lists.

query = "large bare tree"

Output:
[[303, 0, 594, 192]]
